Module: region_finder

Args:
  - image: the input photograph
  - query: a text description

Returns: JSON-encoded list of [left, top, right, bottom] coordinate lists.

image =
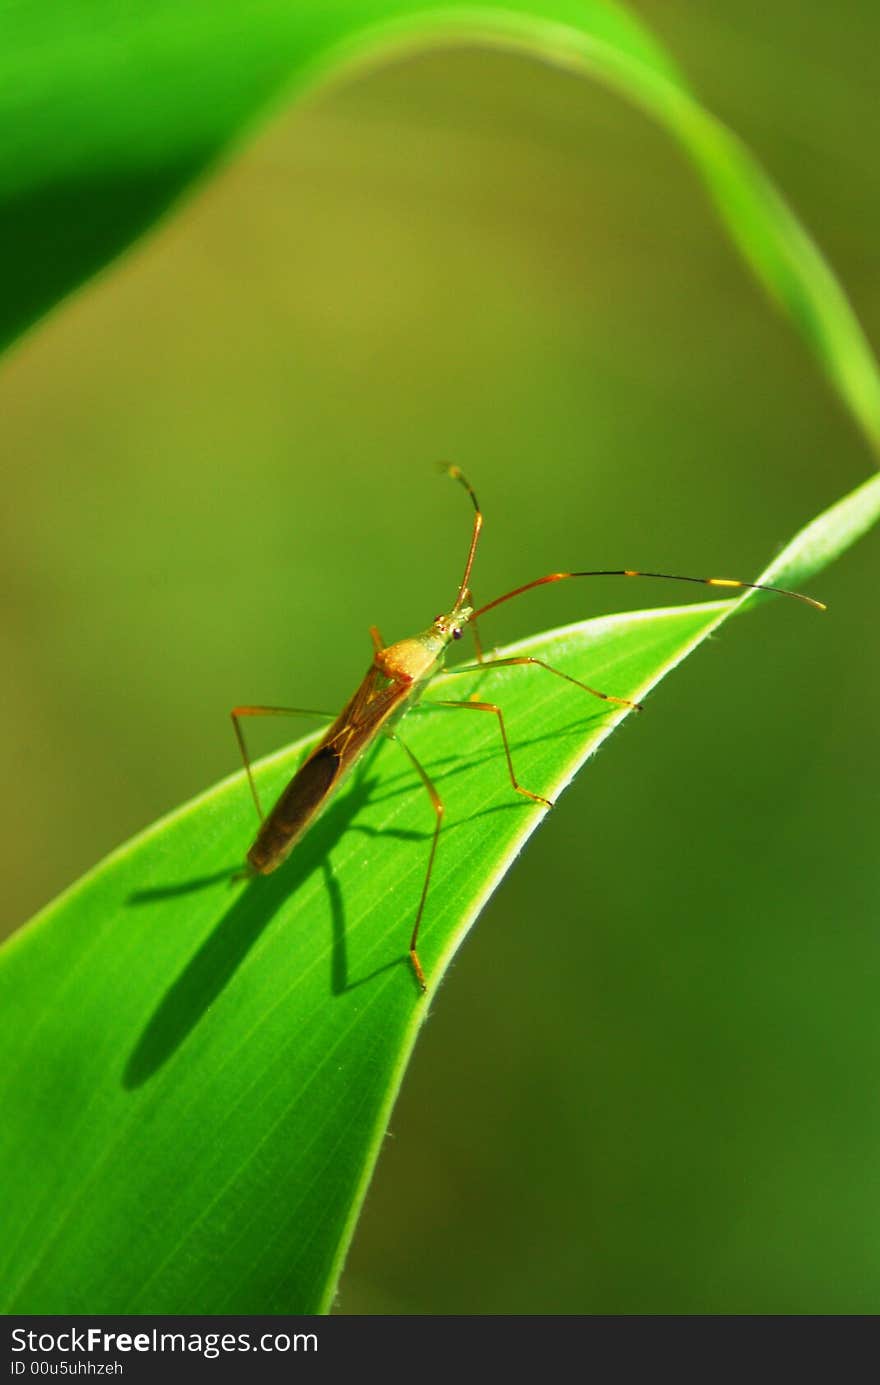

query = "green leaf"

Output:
[[4, 0, 880, 1317]]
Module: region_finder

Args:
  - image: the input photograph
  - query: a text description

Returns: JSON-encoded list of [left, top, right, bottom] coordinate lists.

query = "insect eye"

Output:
[[452, 627, 462, 640]]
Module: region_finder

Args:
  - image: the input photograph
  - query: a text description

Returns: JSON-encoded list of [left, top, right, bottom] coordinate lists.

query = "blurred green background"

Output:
[[2, 0, 878, 1313]]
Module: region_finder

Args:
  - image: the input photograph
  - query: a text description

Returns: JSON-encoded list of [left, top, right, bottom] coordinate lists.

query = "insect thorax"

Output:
[[376, 606, 472, 685]]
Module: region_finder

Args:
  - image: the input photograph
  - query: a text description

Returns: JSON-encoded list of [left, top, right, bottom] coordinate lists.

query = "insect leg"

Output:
[[427, 700, 554, 808], [465, 596, 486, 663], [440, 656, 642, 711], [369, 625, 385, 655], [231, 705, 335, 822], [385, 730, 444, 994]]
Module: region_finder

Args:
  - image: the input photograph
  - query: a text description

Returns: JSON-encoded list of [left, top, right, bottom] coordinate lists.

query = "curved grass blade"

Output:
[[1, 0, 879, 457]]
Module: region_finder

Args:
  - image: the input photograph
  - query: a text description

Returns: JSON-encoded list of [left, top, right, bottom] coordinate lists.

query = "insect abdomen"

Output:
[[248, 745, 341, 873]]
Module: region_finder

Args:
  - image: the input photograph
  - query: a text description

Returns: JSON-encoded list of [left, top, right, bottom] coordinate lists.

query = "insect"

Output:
[[232, 467, 823, 992]]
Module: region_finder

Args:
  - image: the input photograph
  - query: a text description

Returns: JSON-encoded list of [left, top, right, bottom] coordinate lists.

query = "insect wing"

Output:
[[247, 668, 410, 874]]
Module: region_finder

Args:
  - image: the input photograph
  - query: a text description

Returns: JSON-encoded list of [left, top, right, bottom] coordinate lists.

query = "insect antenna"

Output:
[[440, 463, 483, 609], [473, 569, 826, 618]]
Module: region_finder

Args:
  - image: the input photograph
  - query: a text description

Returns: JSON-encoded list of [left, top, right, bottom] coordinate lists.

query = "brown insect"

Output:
[[232, 467, 823, 991]]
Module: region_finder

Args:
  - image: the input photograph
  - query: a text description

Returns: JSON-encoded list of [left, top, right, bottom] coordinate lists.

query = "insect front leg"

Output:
[[441, 656, 643, 712], [384, 730, 445, 994], [231, 705, 335, 822]]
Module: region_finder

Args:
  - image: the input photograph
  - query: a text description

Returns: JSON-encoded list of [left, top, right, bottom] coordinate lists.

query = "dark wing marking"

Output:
[[248, 745, 342, 873]]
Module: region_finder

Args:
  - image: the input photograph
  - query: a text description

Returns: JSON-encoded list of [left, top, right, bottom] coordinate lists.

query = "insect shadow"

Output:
[[122, 710, 606, 1089], [122, 771, 418, 1089]]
